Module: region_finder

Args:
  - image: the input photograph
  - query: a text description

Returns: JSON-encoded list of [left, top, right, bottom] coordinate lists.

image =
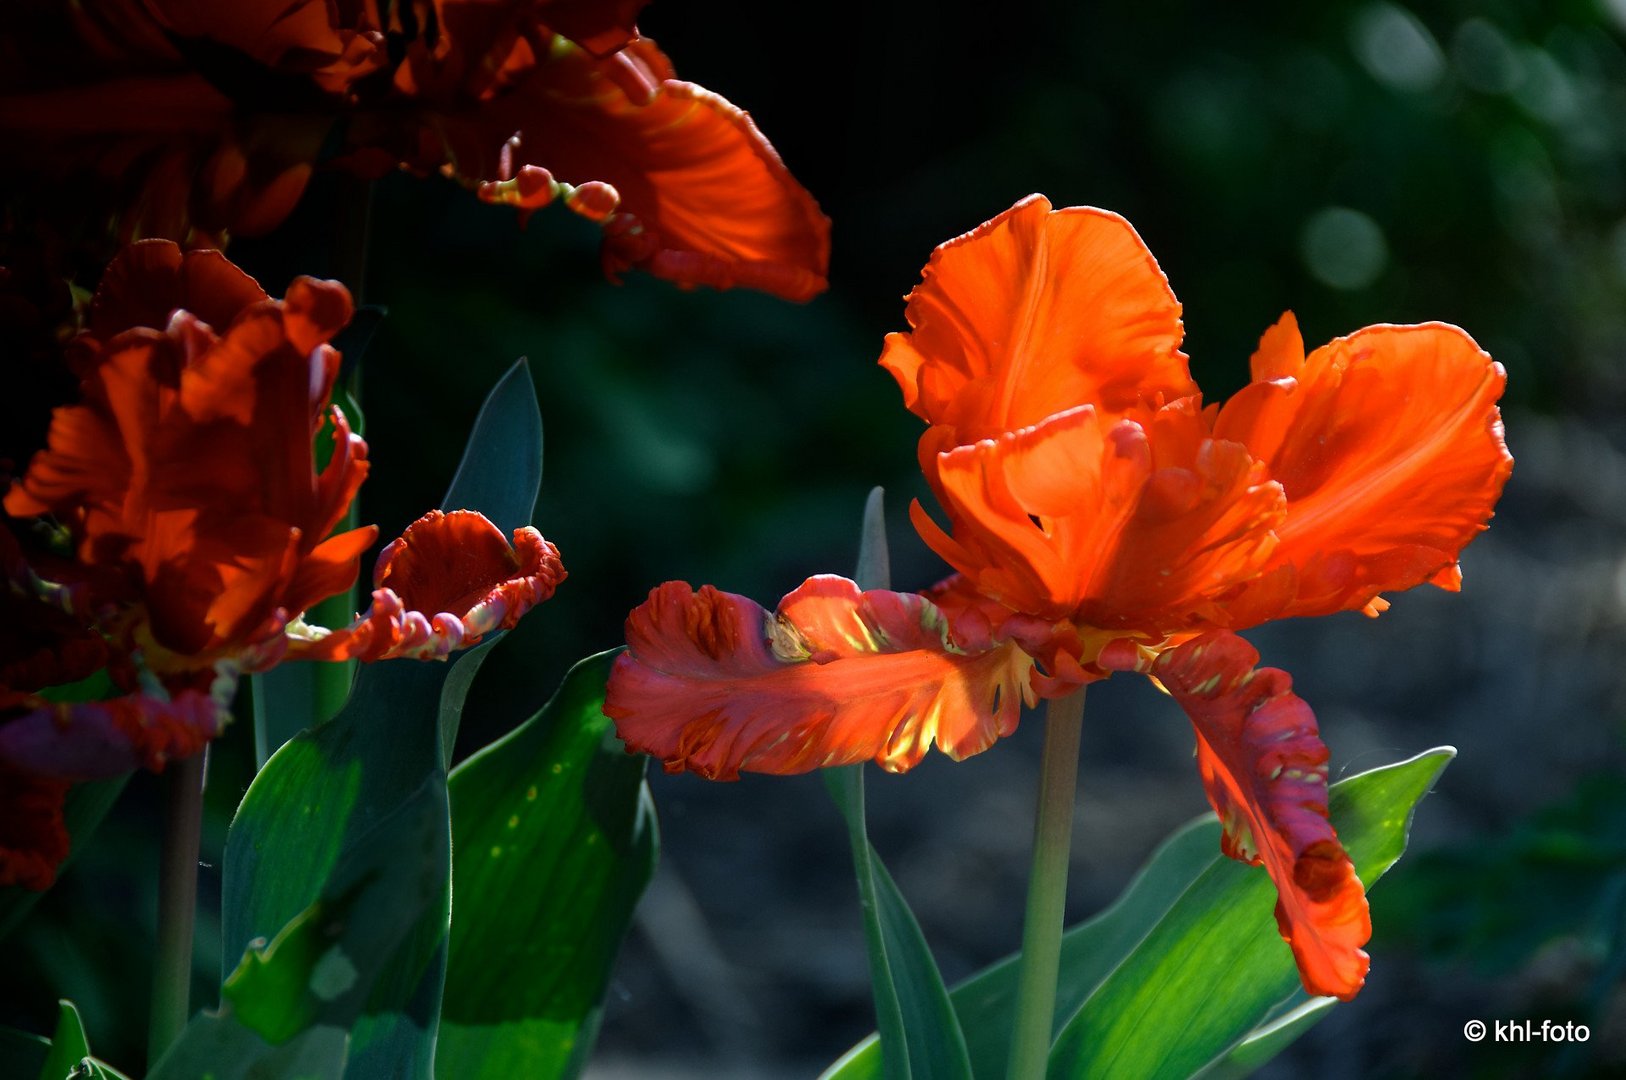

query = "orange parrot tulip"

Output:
[[605, 195, 1512, 1000]]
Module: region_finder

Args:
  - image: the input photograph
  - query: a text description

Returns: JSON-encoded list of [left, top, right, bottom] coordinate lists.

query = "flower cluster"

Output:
[[605, 195, 1513, 999], [0, 0, 829, 300], [0, 241, 564, 890]]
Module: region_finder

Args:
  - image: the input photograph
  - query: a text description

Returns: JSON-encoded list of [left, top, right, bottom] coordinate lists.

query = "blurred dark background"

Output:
[[7, 0, 1626, 1076]]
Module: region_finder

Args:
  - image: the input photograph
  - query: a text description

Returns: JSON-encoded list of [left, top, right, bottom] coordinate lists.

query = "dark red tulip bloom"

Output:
[[1, 241, 564, 887], [0, 0, 829, 300]]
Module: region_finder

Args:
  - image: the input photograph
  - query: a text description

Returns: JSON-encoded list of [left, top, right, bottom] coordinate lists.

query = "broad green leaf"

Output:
[[0, 777, 128, 942], [1197, 995, 1335, 1080], [822, 748, 1454, 1080], [222, 782, 450, 1043], [149, 1018, 348, 1080], [157, 780, 455, 1079], [820, 487, 973, 1080], [1048, 746, 1452, 1079], [222, 359, 543, 1074], [437, 650, 657, 1079]]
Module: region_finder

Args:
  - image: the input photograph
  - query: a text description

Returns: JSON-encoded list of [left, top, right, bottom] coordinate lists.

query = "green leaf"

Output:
[[222, 358, 543, 1074], [38, 1000, 90, 1080], [1047, 746, 1453, 1079], [1197, 995, 1336, 1080], [150, 1018, 349, 1080], [437, 650, 657, 1079], [222, 644, 493, 1078], [24, 1001, 132, 1080], [821, 748, 1454, 1080], [820, 487, 973, 1080], [442, 358, 543, 536], [156, 779, 459, 1079], [0, 777, 128, 942]]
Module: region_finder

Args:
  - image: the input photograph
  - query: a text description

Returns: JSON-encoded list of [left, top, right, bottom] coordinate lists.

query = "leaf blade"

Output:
[[437, 650, 657, 1080]]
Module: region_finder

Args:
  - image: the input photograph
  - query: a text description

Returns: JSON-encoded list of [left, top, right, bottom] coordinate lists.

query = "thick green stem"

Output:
[[148, 752, 205, 1068], [1006, 688, 1086, 1080]]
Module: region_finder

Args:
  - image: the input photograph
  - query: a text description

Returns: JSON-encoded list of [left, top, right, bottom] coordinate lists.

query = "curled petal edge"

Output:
[[1151, 631, 1371, 1001], [287, 511, 564, 663]]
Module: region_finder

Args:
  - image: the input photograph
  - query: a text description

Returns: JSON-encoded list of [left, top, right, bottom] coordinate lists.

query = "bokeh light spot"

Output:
[[1351, 3, 1446, 92], [1301, 207, 1390, 290]]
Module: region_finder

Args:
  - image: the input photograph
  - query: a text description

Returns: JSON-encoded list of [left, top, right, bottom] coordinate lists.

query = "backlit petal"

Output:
[[291, 511, 564, 662], [1215, 321, 1512, 620], [0, 771, 70, 891], [445, 38, 830, 300], [604, 576, 1036, 780], [878, 195, 1192, 443], [920, 403, 1283, 631], [1152, 632, 1371, 1001]]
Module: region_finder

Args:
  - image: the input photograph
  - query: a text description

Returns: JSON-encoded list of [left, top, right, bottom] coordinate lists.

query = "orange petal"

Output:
[[603, 576, 1035, 780], [1215, 322, 1513, 621], [0, 771, 70, 891], [444, 38, 830, 301], [919, 402, 1283, 631], [291, 511, 564, 662], [1152, 632, 1371, 1001], [878, 195, 1193, 443]]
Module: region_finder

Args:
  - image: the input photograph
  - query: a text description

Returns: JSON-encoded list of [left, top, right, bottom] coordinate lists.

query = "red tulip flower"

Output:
[[0, 240, 564, 889], [0, 0, 829, 300], [605, 195, 1512, 1000]]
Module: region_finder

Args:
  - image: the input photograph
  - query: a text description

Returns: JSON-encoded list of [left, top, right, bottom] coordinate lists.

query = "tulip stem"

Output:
[[1007, 687, 1086, 1080], [148, 752, 205, 1069]]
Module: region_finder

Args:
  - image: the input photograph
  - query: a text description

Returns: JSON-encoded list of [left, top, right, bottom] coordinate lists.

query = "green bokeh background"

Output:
[[7, 1, 1626, 1076]]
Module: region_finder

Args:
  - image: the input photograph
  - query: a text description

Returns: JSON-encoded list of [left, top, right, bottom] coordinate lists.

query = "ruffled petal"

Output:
[[0, 686, 223, 780], [7, 259, 365, 665], [878, 194, 1193, 443], [140, 0, 388, 95], [1214, 321, 1513, 621], [0, 771, 70, 891], [1151, 632, 1370, 1001], [289, 511, 564, 662], [919, 402, 1284, 632], [445, 38, 830, 301], [84, 239, 268, 345], [603, 576, 1036, 779]]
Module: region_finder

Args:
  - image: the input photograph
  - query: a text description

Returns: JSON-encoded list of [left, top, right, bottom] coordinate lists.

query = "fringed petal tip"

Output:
[[604, 576, 1034, 780], [290, 509, 564, 663], [1154, 631, 1371, 1001], [0, 771, 70, 891], [0, 686, 223, 781]]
